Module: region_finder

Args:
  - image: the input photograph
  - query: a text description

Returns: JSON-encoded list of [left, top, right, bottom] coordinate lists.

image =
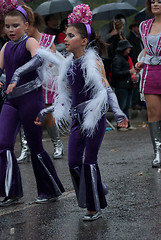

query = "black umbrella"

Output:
[[35, 0, 83, 17], [135, 8, 153, 22], [92, 3, 138, 21], [117, 0, 146, 8]]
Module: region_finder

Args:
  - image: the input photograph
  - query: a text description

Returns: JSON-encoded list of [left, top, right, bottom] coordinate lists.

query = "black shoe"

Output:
[[152, 160, 161, 168], [117, 126, 128, 131], [132, 104, 142, 110], [82, 211, 102, 221], [34, 196, 58, 204], [0, 197, 20, 207]]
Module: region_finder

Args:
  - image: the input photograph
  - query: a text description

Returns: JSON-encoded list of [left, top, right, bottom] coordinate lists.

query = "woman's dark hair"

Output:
[[145, 0, 154, 16], [114, 14, 125, 20], [0, 18, 4, 36], [59, 18, 68, 32], [44, 14, 57, 26], [70, 23, 108, 57], [44, 15, 50, 25], [109, 19, 126, 40], [33, 12, 45, 31]]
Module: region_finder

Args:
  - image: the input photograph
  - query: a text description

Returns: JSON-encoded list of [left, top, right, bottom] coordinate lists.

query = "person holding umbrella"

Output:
[[44, 14, 59, 37], [135, 0, 161, 168], [0, 2, 64, 206], [127, 19, 143, 110]]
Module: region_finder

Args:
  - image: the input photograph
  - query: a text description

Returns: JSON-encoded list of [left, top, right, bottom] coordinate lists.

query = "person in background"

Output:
[[103, 19, 126, 81], [56, 18, 68, 44], [111, 40, 137, 130], [55, 18, 68, 52], [0, 3, 64, 206], [127, 19, 144, 110], [101, 15, 126, 80], [0, 16, 7, 112], [99, 14, 126, 42], [0, 16, 9, 49], [135, 0, 161, 168], [44, 14, 59, 37]]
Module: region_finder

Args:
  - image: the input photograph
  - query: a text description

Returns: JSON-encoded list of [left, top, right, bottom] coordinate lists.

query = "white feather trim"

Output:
[[37, 47, 73, 132], [36, 48, 61, 95], [53, 54, 73, 132], [37, 48, 64, 66], [82, 89, 107, 136], [81, 49, 108, 136], [37, 47, 108, 135]]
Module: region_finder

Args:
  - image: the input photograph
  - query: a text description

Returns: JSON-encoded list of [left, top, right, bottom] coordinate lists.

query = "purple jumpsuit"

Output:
[[68, 58, 107, 212], [0, 36, 64, 198]]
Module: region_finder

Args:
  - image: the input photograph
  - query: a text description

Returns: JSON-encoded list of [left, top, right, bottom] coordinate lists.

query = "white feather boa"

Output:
[[81, 49, 108, 135], [37, 48, 108, 135]]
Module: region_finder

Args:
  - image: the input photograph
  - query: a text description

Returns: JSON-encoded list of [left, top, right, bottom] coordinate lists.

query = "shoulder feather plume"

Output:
[[53, 54, 73, 132], [37, 48, 72, 133], [81, 48, 108, 136]]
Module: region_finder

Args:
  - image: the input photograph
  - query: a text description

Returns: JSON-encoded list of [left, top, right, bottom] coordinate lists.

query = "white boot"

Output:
[[149, 121, 161, 168], [46, 125, 64, 159], [17, 127, 30, 163]]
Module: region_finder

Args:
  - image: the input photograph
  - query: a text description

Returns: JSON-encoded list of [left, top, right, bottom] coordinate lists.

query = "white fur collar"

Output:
[[37, 48, 107, 135]]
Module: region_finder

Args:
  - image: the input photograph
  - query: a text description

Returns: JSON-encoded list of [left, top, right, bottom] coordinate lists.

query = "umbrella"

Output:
[[92, 3, 138, 21], [117, 0, 146, 8], [135, 8, 153, 22], [35, 0, 83, 17]]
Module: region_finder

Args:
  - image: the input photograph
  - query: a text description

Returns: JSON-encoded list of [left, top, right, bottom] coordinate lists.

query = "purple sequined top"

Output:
[[67, 57, 90, 107], [4, 36, 38, 89]]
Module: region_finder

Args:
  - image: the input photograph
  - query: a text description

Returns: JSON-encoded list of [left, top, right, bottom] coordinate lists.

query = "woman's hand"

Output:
[[34, 117, 43, 126], [117, 118, 129, 128], [0, 81, 3, 88], [135, 62, 144, 72], [6, 82, 16, 94], [129, 68, 136, 74]]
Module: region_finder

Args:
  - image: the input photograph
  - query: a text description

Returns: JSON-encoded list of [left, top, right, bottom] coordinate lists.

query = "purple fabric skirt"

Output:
[[141, 64, 161, 95]]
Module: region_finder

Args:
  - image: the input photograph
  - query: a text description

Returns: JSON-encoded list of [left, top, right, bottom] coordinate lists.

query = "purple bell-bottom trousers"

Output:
[[68, 114, 107, 212], [0, 88, 64, 198]]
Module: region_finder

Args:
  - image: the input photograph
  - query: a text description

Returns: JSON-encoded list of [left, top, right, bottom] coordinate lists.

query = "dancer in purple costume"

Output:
[[35, 4, 128, 221], [0, 3, 64, 206], [135, 0, 161, 168], [17, 12, 64, 163]]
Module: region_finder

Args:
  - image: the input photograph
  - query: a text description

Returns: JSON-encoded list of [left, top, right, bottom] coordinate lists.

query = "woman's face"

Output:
[[150, 0, 161, 15], [64, 26, 86, 56], [27, 25, 35, 37], [5, 15, 28, 41], [123, 47, 131, 56]]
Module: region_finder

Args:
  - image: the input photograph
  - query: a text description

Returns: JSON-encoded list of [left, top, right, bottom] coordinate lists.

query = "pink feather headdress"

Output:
[[68, 4, 92, 25], [0, 0, 18, 15]]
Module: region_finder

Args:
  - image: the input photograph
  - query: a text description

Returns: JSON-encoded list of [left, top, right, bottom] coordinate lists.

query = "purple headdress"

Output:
[[0, 0, 28, 22], [68, 4, 92, 43], [16, 6, 28, 21]]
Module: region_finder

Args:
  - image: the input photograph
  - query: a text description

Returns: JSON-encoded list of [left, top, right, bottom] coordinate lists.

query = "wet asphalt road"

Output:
[[0, 119, 161, 240]]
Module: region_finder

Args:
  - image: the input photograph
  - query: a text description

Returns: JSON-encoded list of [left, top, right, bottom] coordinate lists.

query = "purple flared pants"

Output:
[[68, 115, 107, 211], [0, 88, 64, 198]]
